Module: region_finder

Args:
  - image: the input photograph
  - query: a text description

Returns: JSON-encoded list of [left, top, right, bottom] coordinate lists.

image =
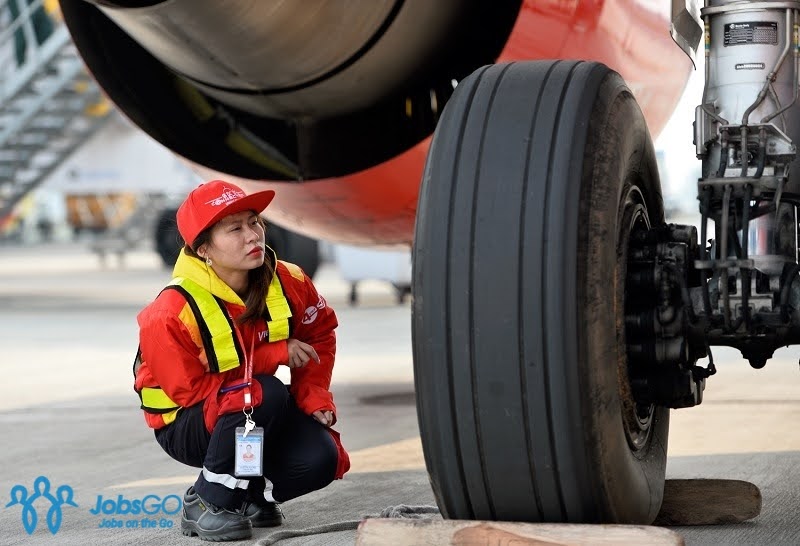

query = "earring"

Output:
[[205, 256, 212, 267]]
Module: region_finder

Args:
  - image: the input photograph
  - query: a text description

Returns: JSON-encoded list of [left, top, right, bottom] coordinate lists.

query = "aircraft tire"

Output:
[[155, 207, 182, 268], [412, 60, 668, 524]]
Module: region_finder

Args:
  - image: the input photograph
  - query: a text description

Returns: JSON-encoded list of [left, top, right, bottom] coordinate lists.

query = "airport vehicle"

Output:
[[56, 0, 795, 527]]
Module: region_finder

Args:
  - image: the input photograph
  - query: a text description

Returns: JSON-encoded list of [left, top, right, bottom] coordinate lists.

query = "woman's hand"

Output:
[[286, 338, 320, 369], [312, 410, 334, 427]]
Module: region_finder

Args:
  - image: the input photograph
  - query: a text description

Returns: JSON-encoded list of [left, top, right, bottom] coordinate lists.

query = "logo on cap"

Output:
[[205, 187, 245, 207]]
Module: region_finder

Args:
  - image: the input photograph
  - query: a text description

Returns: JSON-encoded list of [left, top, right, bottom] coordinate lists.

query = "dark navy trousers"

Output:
[[155, 374, 338, 510]]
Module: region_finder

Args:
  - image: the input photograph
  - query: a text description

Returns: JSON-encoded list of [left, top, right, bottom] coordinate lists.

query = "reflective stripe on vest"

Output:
[[169, 277, 244, 374], [136, 272, 292, 416], [141, 386, 180, 412], [135, 361, 180, 425], [264, 269, 292, 342]]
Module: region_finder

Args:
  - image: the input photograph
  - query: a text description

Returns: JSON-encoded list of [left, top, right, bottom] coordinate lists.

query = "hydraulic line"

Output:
[[700, 187, 713, 318], [742, 9, 793, 126], [720, 184, 732, 330], [761, 19, 800, 124], [716, 131, 729, 178], [740, 126, 749, 177], [741, 184, 752, 328], [753, 127, 767, 179]]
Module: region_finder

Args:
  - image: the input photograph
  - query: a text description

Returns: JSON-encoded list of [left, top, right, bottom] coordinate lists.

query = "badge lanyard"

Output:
[[232, 324, 264, 477], [238, 325, 256, 437]]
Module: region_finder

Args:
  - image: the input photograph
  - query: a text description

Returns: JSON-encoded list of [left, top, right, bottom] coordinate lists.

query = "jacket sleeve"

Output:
[[138, 308, 223, 409], [251, 339, 289, 376], [286, 269, 339, 420]]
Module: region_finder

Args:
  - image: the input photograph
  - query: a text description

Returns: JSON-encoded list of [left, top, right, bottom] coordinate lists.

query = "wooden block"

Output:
[[654, 479, 762, 526], [356, 518, 685, 545]]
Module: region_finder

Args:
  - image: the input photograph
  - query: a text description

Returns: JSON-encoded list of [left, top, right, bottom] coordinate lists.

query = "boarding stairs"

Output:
[[0, 0, 110, 222]]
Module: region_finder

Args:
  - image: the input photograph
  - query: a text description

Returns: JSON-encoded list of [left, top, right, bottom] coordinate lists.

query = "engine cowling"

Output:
[[61, 0, 521, 181]]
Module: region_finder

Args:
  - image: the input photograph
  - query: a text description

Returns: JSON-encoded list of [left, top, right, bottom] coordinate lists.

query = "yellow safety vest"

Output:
[[134, 271, 292, 421]]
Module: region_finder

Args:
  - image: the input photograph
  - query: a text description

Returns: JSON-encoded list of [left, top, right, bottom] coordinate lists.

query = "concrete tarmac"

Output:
[[1, 241, 800, 545]]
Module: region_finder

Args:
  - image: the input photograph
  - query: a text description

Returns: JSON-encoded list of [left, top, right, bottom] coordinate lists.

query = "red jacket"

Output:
[[136, 249, 349, 478]]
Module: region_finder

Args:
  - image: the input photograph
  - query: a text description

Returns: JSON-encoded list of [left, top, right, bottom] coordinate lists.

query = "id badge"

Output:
[[234, 426, 264, 477]]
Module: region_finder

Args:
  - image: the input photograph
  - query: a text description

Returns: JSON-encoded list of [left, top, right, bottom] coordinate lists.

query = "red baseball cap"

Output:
[[176, 180, 275, 247]]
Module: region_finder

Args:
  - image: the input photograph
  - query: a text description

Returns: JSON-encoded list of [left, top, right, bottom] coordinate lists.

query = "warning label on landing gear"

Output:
[[724, 22, 778, 46]]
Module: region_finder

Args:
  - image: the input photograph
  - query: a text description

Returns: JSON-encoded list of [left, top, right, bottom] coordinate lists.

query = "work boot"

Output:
[[244, 500, 283, 528], [180, 487, 252, 542]]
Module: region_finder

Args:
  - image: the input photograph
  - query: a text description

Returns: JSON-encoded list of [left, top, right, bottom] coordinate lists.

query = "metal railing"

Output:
[[0, 0, 111, 223]]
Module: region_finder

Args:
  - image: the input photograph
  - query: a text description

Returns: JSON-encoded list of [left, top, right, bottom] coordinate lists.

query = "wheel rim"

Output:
[[620, 184, 656, 453]]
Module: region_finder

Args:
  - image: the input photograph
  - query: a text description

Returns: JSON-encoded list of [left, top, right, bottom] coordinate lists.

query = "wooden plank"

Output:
[[356, 519, 685, 545], [654, 479, 762, 526]]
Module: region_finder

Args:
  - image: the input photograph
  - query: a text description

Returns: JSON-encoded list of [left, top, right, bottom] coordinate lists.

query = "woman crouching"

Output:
[[134, 180, 349, 541]]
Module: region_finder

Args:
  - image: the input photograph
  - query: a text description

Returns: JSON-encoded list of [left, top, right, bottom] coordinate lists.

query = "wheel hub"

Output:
[[620, 192, 655, 451], [623, 217, 707, 413]]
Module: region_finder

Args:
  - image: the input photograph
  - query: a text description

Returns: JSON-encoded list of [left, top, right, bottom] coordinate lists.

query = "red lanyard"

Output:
[[244, 332, 254, 407], [227, 322, 255, 408]]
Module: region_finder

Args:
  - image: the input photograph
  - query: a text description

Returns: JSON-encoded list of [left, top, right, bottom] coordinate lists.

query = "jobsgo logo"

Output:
[[5, 476, 78, 535], [5, 477, 183, 534], [90, 494, 182, 516], [91, 493, 182, 529]]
